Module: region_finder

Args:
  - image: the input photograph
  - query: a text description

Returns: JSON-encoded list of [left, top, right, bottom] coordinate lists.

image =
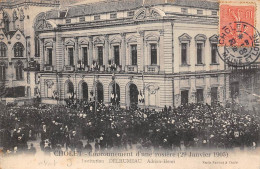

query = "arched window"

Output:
[[14, 42, 24, 57], [0, 62, 6, 81], [15, 60, 24, 80], [0, 43, 7, 57]]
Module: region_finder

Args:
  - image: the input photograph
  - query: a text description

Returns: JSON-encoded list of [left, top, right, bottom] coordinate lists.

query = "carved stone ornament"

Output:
[[94, 37, 104, 45], [34, 13, 53, 31], [209, 34, 218, 43], [135, 8, 162, 20], [65, 39, 75, 46], [16, 34, 21, 40], [20, 9, 25, 21], [207, 88, 211, 98], [79, 38, 89, 46], [190, 90, 195, 100], [45, 80, 54, 89], [126, 35, 137, 44], [175, 94, 180, 103], [0, 34, 4, 40], [13, 10, 18, 21], [179, 33, 192, 43], [147, 84, 159, 94]]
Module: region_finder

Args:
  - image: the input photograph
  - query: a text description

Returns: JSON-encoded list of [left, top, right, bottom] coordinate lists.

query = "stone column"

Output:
[[53, 37, 56, 70], [138, 30, 145, 72], [74, 37, 79, 71], [39, 38, 44, 71], [174, 77, 181, 107], [104, 34, 109, 67], [120, 33, 126, 69], [205, 75, 211, 104], [159, 29, 164, 72], [190, 76, 196, 103], [62, 38, 65, 69]]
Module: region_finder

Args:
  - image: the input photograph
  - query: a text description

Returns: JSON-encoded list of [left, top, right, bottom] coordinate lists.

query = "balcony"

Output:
[[125, 65, 138, 73], [84, 65, 90, 71], [145, 65, 160, 73], [63, 65, 75, 72], [44, 65, 53, 72]]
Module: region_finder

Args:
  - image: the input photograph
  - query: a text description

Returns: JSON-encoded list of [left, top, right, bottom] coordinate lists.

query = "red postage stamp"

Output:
[[219, 4, 255, 47], [217, 2, 260, 67]]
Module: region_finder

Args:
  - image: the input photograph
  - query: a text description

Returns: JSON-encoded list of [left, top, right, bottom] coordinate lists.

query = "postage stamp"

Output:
[[218, 2, 260, 67]]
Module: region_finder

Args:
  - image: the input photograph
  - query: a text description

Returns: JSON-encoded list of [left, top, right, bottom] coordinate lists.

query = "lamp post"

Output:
[[142, 71, 145, 110], [93, 71, 97, 114]]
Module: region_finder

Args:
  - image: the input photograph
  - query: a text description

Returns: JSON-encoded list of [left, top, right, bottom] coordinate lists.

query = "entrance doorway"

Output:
[[96, 82, 104, 103], [129, 83, 138, 107]]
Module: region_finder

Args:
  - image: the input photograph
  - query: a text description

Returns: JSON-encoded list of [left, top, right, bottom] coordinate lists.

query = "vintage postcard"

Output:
[[0, 0, 260, 169]]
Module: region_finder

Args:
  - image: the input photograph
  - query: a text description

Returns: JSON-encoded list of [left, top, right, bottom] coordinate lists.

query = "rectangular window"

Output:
[[98, 46, 103, 65], [82, 47, 88, 66], [212, 11, 217, 15], [131, 45, 137, 65], [211, 44, 217, 63], [114, 46, 120, 66], [181, 90, 189, 105], [211, 87, 218, 104], [127, 11, 135, 17], [66, 19, 71, 24], [16, 67, 23, 80], [181, 43, 187, 65], [0, 66, 5, 80], [181, 8, 188, 13], [47, 48, 52, 65], [196, 89, 204, 103], [94, 15, 101, 20], [110, 13, 117, 19], [150, 44, 157, 65], [197, 10, 203, 15], [68, 48, 74, 66], [35, 37, 40, 57], [197, 43, 203, 64], [230, 82, 239, 99], [79, 16, 85, 22]]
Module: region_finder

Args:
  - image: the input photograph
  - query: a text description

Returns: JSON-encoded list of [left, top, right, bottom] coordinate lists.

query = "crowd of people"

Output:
[[0, 100, 259, 155]]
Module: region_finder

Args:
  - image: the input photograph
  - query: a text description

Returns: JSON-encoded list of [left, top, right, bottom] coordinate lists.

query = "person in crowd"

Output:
[[0, 101, 259, 156], [84, 140, 92, 153], [27, 143, 36, 155]]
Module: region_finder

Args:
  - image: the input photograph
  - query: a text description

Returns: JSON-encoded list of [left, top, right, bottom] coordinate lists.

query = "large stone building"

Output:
[[34, 0, 230, 109], [0, 0, 60, 101]]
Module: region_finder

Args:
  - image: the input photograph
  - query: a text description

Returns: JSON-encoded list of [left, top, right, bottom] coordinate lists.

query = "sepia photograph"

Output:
[[0, 0, 259, 168]]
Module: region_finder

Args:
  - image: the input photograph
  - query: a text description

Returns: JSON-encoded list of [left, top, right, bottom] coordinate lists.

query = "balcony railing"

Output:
[[44, 65, 53, 72], [145, 65, 160, 73], [64, 65, 75, 72], [125, 65, 138, 73]]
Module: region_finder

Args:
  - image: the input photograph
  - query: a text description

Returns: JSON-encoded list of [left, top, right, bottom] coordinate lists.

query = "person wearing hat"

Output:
[[27, 143, 36, 155], [84, 140, 92, 153], [94, 139, 100, 152]]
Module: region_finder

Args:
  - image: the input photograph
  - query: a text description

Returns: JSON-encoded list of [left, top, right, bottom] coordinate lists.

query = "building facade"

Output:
[[34, 0, 230, 109], [0, 0, 59, 100]]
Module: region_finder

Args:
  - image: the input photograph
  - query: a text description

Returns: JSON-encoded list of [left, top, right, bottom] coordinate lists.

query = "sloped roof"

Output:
[[0, 0, 59, 6], [46, 0, 219, 19]]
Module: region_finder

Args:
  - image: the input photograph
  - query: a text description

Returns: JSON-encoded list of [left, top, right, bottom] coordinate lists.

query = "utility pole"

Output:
[[142, 71, 145, 110], [94, 72, 97, 114]]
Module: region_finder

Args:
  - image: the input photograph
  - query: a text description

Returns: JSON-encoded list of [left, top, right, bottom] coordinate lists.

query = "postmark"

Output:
[[217, 3, 260, 67]]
